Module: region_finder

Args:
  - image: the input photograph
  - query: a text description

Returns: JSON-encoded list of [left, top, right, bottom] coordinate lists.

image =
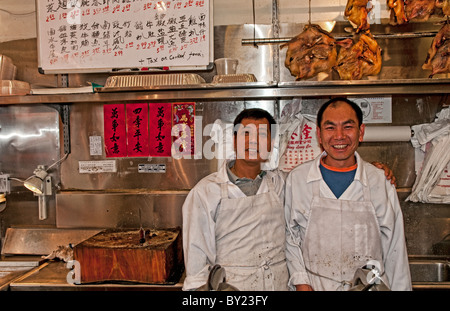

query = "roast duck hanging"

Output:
[[388, 0, 449, 23], [281, 0, 381, 81], [388, 0, 408, 25], [282, 0, 450, 80], [436, 0, 450, 16], [422, 21, 450, 77], [334, 31, 383, 80], [404, 0, 436, 21], [280, 24, 337, 80], [345, 0, 372, 32]]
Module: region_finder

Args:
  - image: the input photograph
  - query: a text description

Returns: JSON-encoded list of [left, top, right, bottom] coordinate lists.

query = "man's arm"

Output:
[[368, 162, 412, 291], [372, 161, 397, 187], [284, 171, 313, 291], [380, 182, 412, 290], [182, 187, 218, 290]]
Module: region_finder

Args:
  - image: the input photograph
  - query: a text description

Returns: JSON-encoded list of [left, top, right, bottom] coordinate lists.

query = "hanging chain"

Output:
[[252, 0, 258, 48], [309, 0, 312, 24]]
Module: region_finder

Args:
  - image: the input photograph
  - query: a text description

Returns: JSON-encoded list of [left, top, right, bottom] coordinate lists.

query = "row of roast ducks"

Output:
[[281, 0, 450, 80]]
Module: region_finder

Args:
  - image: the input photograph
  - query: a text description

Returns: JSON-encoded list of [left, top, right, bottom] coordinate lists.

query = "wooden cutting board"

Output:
[[73, 227, 183, 284]]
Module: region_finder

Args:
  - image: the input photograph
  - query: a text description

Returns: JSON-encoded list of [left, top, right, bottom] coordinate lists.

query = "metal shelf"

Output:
[[0, 79, 449, 105]]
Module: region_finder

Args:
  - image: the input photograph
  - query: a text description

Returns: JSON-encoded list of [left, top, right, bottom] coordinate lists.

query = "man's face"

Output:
[[234, 117, 272, 163], [317, 102, 365, 168]]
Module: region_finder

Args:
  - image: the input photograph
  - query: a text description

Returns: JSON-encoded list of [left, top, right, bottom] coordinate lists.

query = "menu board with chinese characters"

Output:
[[36, 0, 213, 73]]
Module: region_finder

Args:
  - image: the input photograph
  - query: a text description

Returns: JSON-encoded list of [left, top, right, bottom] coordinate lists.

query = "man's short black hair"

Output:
[[317, 97, 363, 128], [233, 108, 277, 136]]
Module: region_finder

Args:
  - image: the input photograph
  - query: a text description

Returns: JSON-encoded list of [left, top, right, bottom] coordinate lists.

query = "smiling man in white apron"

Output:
[[182, 108, 289, 291], [285, 97, 412, 291]]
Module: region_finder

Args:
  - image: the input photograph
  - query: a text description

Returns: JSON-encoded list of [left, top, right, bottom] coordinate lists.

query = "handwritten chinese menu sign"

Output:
[[36, 0, 211, 73], [104, 103, 195, 157]]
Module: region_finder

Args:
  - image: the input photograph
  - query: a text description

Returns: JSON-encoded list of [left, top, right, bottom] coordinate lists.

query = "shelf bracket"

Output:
[[46, 104, 71, 155]]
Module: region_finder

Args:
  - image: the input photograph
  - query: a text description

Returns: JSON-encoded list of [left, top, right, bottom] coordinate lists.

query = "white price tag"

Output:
[[89, 136, 103, 156], [349, 96, 392, 123], [79, 160, 117, 174]]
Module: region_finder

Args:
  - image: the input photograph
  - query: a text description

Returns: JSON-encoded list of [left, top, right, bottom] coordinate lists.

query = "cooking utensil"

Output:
[[196, 264, 239, 291], [348, 260, 390, 291], [138, 207, 145, 244]]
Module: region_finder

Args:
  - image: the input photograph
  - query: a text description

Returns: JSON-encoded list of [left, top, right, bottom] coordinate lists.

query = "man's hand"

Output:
[[372, 161, 397, 187], [296, 284, 314, 291]]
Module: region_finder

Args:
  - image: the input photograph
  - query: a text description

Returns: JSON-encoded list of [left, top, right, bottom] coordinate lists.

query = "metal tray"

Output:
[[96, 81, 277, 92], [212, 74, 257, 84], [104, 73, 206, 88], [1, 228, 101, 255]]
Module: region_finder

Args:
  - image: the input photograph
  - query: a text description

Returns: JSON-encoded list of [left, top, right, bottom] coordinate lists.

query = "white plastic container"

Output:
[[214, 58, 238, 75]]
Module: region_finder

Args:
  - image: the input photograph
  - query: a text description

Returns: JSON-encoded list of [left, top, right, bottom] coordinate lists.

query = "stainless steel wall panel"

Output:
[[56, 192, 186, 229], [0, 105, 60, 228], [0, 105, 60, 182], [214, 25, 274, 83]]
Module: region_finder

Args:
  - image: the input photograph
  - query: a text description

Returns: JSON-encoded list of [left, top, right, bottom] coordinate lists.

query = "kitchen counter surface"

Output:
[[9, 260, 184, 291], [6, 257, 449, 291]]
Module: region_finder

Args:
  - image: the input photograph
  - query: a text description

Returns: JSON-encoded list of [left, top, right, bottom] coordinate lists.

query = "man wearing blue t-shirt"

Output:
[[285, 97, 412, 291]]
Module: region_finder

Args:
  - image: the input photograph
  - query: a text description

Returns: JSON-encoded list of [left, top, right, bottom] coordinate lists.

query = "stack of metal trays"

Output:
[[212, 74, 257, 84], [99, 73, 206, 92]]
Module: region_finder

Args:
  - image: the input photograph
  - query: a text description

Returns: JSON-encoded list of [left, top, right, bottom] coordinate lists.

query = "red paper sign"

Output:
[[149, 103, 172, 157], [104, 104, 127, 157], [172, 103, 195, 156], [126, 103, 149, 157]]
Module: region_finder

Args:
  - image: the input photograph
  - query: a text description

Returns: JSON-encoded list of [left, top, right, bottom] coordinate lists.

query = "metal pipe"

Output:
[[242, 31, 438, 45], [38, 175, 52, 220], [38, 195, 47, 220]]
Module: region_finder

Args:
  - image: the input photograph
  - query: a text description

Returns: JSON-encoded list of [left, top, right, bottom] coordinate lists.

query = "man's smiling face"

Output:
[[234, 117, 271, 163], [317, 101, 365, 168]]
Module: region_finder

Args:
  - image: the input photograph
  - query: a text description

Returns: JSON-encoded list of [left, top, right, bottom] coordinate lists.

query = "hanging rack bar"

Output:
[[242, 31, 438, 46]]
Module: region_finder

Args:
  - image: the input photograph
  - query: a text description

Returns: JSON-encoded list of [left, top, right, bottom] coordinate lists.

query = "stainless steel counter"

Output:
[[9, 261, 184, 291], [0, 256, 43, 291], [8, 259, 449, 291], [409, 255, 450, 291]]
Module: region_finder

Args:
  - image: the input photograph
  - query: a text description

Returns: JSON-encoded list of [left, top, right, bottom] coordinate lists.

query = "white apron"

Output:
[[214, 176, 289, 291], [302, 180, 386, 291]]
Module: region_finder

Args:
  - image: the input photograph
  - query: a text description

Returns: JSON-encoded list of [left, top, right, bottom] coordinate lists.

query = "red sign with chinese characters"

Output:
[[172, 103, 195, 156], [104, 104, 127, 157], [126, 103, 150, 157], [149, 103, 172, 157], [104, 102, 195, 158]]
